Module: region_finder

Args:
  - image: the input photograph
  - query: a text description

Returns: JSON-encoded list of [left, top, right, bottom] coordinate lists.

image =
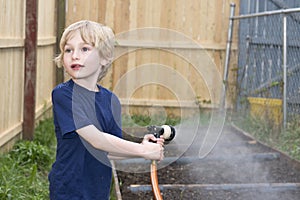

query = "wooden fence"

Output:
[[66, 0, 239, 115], [0, 0, 239, 150], [0, 0, 56, 151]]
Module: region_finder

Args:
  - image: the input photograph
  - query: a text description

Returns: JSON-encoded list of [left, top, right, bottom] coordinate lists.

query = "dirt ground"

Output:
[[115, 126, 300, 200]]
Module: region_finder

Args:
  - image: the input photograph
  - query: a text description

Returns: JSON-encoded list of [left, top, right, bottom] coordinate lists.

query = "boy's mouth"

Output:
[[71, 64, 83, 70]]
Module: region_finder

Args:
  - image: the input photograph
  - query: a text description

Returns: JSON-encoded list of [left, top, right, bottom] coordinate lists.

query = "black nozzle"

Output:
[[147, 125, 175, 142]]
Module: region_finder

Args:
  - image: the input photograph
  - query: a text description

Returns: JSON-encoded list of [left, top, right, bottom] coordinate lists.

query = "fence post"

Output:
[[220, 3, 235, 110], [56, 0, 66, 84], [282, 14, 287, 129], [23, 0, 38, 140]]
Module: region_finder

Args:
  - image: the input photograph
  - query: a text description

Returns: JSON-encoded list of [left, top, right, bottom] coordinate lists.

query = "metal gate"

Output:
[[234, 0, 300, 128]]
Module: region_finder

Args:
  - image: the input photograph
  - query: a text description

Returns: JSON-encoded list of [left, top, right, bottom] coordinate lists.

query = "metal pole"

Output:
[[23, 0, 38, 140], [220, 3, 235, 109], [232, 7, 300, 19], [283, 15, 287, 129]]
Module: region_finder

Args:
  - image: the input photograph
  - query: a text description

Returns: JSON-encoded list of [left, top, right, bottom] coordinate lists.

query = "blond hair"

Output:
[[55, 20, 115, 81]]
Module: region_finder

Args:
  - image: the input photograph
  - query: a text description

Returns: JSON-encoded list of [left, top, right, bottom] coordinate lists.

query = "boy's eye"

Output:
[[64, 48, 72, 53], [82, 47, 89, 52]]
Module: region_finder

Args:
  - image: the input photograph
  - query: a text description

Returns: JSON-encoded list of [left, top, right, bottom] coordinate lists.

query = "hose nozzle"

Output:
[[147, 125, 175, 141]]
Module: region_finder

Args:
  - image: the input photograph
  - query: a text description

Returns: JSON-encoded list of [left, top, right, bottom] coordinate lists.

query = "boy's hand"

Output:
[[141, 134, 165, 161]]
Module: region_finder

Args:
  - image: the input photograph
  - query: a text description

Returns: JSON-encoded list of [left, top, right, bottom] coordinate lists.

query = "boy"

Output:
[[49, 20, 164, 200]]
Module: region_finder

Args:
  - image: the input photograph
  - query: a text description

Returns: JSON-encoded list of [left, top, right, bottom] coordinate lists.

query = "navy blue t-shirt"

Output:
[[49, 79, 122, 200]]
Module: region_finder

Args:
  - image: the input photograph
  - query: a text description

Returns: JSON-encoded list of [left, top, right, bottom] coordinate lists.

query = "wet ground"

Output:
[[115, 125, 300, 200]]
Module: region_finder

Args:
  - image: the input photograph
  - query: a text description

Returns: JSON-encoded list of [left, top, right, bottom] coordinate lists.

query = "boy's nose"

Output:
[[72, 50, 80, 60]]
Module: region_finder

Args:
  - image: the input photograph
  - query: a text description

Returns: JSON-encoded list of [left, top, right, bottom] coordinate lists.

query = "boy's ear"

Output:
[[100, 59, 109, 66]]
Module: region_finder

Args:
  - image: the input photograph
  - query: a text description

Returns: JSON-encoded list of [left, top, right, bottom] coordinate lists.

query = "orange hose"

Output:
[[150, 160, 163, 200]]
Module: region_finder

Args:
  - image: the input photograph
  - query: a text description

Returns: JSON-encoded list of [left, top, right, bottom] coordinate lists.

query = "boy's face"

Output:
[[63, 31, 103, 82]]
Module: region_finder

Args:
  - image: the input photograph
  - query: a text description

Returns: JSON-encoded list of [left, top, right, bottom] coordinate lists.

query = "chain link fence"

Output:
[[230, 1, 300, 130]]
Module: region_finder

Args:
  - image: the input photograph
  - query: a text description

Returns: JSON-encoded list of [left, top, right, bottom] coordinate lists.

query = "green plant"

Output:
[[122, 114, 181, 127], [233, 113, 300, 161], [0, 118, 55, 200], [0, 150, 50, 200], [33, 119, 56, 147], [277, 125, 300, 161], [10, 141, 52, 170]]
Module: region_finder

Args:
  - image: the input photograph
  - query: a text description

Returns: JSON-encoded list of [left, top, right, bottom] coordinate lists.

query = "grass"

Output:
[[121, 109, 214, 128], [122, 114, 181, 127], [234, 114, 300, 161], [0, 118, 56, 200], [276, 122, 300, 161]]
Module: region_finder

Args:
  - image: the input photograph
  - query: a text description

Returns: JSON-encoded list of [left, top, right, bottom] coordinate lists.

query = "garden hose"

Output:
[[151, 160, 163, 200], [147, 125, 175, 200]]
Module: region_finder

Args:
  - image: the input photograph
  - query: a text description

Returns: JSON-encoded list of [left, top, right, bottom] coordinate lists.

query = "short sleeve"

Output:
[[71, 84, 95, 130], [52, 84, 93, 136], [52, 87, 77, 136]]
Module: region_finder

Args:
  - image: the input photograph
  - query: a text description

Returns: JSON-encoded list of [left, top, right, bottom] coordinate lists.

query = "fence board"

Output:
[[0, 48, 24, 146], [0, 0, 25, 38], [65, 0, 240, 113], [36, 0, 56, 118], [0, 0, 56, 149], [0, 0, 25, 142]]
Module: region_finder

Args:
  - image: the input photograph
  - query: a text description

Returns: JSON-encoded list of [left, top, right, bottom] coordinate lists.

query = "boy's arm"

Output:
[[76, 125, 164, 161], [107, 135, 164, 160], [107, 154, 132, 160]]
